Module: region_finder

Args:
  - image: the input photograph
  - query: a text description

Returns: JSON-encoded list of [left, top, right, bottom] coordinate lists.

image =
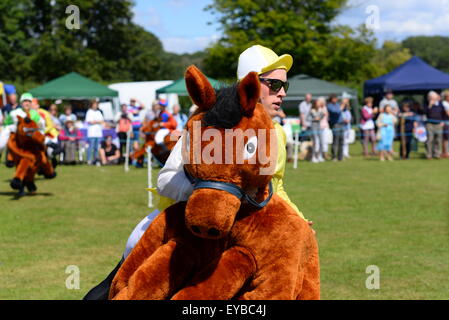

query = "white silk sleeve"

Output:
[[156, 136, 193, 202]]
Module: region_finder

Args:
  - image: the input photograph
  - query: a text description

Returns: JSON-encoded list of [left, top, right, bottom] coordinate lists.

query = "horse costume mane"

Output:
[[109, 65, 319, 300], [7, 114, 56, 194]]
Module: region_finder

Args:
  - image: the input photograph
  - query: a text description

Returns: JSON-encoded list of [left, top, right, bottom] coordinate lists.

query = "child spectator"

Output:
[[376, 105, 397, 161]]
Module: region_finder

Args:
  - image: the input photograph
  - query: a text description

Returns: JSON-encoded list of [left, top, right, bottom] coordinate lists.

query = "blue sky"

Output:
[[134, 0, 449, 54]]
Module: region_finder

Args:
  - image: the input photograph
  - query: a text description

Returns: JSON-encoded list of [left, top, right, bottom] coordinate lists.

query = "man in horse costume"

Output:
[[131, 99, 179, 166], [107, 47, 320, 300], [5, 93, 56, 195]]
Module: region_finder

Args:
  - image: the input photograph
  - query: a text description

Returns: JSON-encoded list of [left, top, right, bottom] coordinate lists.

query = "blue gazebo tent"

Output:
[[364, 56, 449, 96]]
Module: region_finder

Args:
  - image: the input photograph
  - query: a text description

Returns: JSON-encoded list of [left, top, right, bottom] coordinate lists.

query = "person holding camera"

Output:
[[327, 94, 345, 161], [114, 104, 133, 163]]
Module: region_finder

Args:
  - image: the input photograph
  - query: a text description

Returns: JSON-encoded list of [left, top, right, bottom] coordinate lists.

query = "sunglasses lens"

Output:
[[271, 80, 283, 92], [259, 78, 289, 93]]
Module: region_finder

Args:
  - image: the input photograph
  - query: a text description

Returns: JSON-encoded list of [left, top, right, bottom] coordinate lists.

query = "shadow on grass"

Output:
[[0, 191, 53, 200]]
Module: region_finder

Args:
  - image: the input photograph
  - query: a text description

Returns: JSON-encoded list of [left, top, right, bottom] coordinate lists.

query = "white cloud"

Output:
[[162, 35, 220, 54], [133, 6, 164, 32], [338, 0, 449, 42]]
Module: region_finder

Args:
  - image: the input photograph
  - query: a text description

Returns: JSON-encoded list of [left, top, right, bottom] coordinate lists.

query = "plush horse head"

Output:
[[16, 114, 45, 148], [133, 120, 179, 165], [140, 120, 161, 148], [183, 65, 277, 239]]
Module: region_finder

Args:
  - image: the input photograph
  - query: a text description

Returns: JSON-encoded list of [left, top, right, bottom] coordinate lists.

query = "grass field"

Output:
[[0, 143, 448, 300]]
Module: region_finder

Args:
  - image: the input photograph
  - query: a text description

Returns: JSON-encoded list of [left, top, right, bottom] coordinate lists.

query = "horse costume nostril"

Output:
[[207, 228, 220, 237], [191, 226, 201, 234]]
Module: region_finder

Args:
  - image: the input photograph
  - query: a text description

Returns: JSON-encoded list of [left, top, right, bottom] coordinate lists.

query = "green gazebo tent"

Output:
[[29, 72, 118, 99], [156, 76, 222, 96], [281, 74, 360, 122]]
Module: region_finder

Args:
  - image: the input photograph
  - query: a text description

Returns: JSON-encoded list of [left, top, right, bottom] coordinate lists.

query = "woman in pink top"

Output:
[[360, 97, 379, 157]]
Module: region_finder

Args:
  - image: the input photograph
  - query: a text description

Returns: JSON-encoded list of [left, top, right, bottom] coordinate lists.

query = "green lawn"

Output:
[[0, 143, 448, 300]]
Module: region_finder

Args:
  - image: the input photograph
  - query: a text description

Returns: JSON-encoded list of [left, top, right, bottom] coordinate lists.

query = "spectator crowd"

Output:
[[1, 88, 449, 167], [0, 92, 189, 168], [296, 90, 449, 162]]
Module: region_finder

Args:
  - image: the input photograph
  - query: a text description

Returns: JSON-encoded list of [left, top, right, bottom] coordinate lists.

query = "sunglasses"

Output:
[[259, 78, 289, 93]]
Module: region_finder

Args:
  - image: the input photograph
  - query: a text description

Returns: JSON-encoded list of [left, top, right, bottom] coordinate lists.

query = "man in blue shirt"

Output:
[[327, 94, 345, 161], [2, 93, 20, 117]]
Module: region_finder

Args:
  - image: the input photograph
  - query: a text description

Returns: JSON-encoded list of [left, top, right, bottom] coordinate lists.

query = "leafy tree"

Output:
[[369, 41, 412, 78], [203, 0, 363, 81], [402, 36, 449, 73], [0, 0, 195, 87], [321, 25, 377, 83]]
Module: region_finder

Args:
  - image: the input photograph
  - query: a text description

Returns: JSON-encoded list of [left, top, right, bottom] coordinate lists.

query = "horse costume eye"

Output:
[[243, 136, 257, 160], [25, 118, 31, 124]]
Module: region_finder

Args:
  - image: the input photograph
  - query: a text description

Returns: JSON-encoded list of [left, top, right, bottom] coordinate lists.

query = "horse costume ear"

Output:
[[17, 115, 24, 124], [238, 72, 260, 116], [185, 65, 216, 112]]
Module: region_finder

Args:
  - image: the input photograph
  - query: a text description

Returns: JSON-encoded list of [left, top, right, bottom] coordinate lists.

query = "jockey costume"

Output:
[[154, 99, 177, 146], [124, 45, 307, 255], [1, 93, 42, 153], [83, 45, 307, 300]]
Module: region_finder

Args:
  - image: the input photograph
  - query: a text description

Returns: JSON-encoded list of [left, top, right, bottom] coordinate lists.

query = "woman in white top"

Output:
[[360, 97, 378, 156], [85, 100, 104, 165]]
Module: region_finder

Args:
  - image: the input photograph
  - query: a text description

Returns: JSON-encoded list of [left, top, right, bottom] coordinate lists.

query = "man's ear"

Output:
[[238, 72, 260, 117], [185, 65, 216, 112]]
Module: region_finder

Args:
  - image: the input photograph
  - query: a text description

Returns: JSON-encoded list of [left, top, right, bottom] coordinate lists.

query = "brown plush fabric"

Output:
[[7, 115, 55, 191], [109, 66, 320, 300], [131, 120, 178, 165]]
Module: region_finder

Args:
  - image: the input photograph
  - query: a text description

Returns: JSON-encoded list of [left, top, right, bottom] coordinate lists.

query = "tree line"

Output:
[[0, 0, 447, 92]]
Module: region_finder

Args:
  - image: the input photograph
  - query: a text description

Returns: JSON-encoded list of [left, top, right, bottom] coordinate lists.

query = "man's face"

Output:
[[31, 100, 39, 110], [130, 99, 136, 106], [9, 94, 17, 104], [386, 93, 393, 100], [22, 100, 31, 111], [259, 68, 287, 119], [305, 94, 312, 102], [429, 93, 439, 102]]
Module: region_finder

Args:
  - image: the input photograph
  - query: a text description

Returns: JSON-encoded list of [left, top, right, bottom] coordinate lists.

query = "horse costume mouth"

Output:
[[184, 166, 273, 239]]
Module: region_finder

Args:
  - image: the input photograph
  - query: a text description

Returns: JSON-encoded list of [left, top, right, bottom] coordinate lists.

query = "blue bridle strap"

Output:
[[183, 166, 273, 209]]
